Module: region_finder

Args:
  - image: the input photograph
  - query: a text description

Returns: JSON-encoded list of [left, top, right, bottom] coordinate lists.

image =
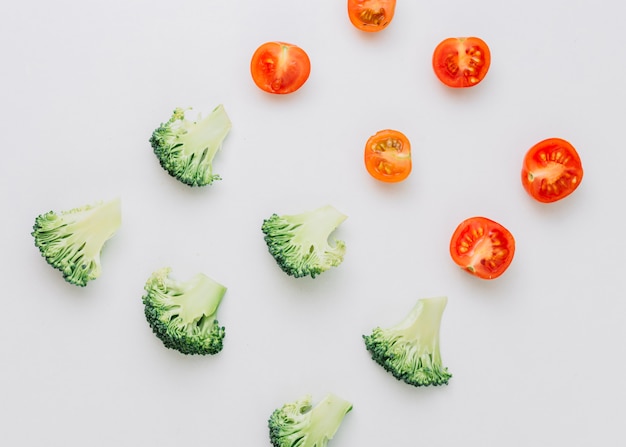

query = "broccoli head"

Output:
[[363, 296, 452, 387], [261, 205, 347, 278], [142, 267, 227, 355], [149, 104, 232, 187], [269, 393, 353, 447], [31, 198, 121, 287]]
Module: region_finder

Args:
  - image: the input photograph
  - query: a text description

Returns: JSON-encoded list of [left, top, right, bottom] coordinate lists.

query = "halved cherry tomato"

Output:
[[348, 0, 396, 32], [432, 37, 491, 88], [364, 129, 411, 182], [250, 42, 311, 94], [521, 138, 583, 203], [450, 217, 515, 280]]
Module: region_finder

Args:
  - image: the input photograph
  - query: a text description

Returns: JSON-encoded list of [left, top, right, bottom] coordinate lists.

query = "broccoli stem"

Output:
[[307, 394, 353, 444], [167, 273, 227, 325], [183, 105, 231, 163], [394, 296, 448, 369], [66, 198, 121, 262]]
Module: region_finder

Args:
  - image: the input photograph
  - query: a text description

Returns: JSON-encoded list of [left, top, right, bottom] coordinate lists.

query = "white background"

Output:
[[2, 1, 625, 445]]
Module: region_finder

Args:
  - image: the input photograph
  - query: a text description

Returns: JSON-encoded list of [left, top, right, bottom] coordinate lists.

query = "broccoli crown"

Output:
[[31, 198, 121, 287], [363, 296, 452, 387], [142, 267, 227, 355], [261, 205, 347, 278], [149, 104, 232, 187], [268, 393, 353, 447]]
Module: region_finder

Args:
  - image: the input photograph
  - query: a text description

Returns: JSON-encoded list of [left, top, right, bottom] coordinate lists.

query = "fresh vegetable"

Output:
[[347, 0, 396, 32], [150, 105, 232, 187], [142, 267, 227, 355], [363, 296, 452, 387], [521, 137, 584, 203], [449, 216, 515, 280], [250, 41, 311, 94], [268, 393, 353, 447], [432, 37, 491, 88], [31, 198, 121, 287], [261, 205, 347, 278], [364, 129, 412, 182]]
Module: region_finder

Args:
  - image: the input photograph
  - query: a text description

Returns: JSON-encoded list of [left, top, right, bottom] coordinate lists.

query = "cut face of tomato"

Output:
[[364, 129, 412, 182], [450, 217, 515, 280], [432, 37, 491, 88], [521, 138, 584, 203], [250, 42, 311, 94], [347, 0, 396, 32]]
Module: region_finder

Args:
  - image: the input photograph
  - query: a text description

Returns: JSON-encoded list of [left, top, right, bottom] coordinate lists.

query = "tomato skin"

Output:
[[449, 217, 515, 280], [364, 129, 412, 182], [347, 0, 396, 32], [250, 42, 311, 94], [521, 138, 584, 203], [432, 37, 491, 88]]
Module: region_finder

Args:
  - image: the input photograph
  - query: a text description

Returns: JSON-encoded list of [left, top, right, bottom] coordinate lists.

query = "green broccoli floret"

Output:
[[261, 205, 347, 278], [142, 267, 227, 355], [31, 198, 121, 287], [268, 393, 353, 447], [149, 104, 232, 187], [363, 296, 452, 387]]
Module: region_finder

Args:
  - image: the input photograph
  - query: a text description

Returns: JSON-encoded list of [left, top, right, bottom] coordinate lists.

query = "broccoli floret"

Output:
[[261, 205, 347, 278], [142, 267, 227, 355], [363, 296, 452, 387], [149, 104, 232, 187], [31, 198, 121, 287], [268, 393, 353, 447]]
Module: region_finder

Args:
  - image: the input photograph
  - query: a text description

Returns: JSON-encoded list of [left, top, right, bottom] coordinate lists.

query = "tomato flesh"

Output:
[[347, 0, 396, 32], [364, 129, 412, 182], [450, 217, 515, 280], [250, 42, 311, 94], [432, 37, 491, 88], [521, 138, 583, 203]]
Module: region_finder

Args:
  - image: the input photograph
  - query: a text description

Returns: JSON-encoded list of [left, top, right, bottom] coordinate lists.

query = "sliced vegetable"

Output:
[[250, 41, 311, 94], [364, 129, 412, 183], [348, 0, 396, 32], [450, 217, 515, 280], [521, 138, 583, 203], [432, 37, 491, 88]]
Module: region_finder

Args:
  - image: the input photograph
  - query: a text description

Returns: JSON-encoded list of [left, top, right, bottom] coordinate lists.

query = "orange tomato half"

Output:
[[364, 129, 412, 182], [348, 0, 396, 32]]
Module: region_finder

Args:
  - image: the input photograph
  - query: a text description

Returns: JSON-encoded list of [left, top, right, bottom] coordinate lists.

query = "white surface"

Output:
[[2, 1, 625, 445]]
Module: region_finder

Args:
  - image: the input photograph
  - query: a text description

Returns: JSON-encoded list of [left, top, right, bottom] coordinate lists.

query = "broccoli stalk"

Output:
[[363, 296, 452, 387], [261, 205, 347, 278], [142, 267, 227, 355], [150, 104, 232, 187], [32, 198, 121, 287], [268, 393, 353, 447]]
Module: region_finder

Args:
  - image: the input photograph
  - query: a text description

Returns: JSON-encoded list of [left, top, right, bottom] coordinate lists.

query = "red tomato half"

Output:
[[364, 129, 412, 182], [432, 37, 491, 88], [450, 217, 515, 280], [250, 42, 311, 94], [348, 0, 396, 32], [521, 138, 584, 203]]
